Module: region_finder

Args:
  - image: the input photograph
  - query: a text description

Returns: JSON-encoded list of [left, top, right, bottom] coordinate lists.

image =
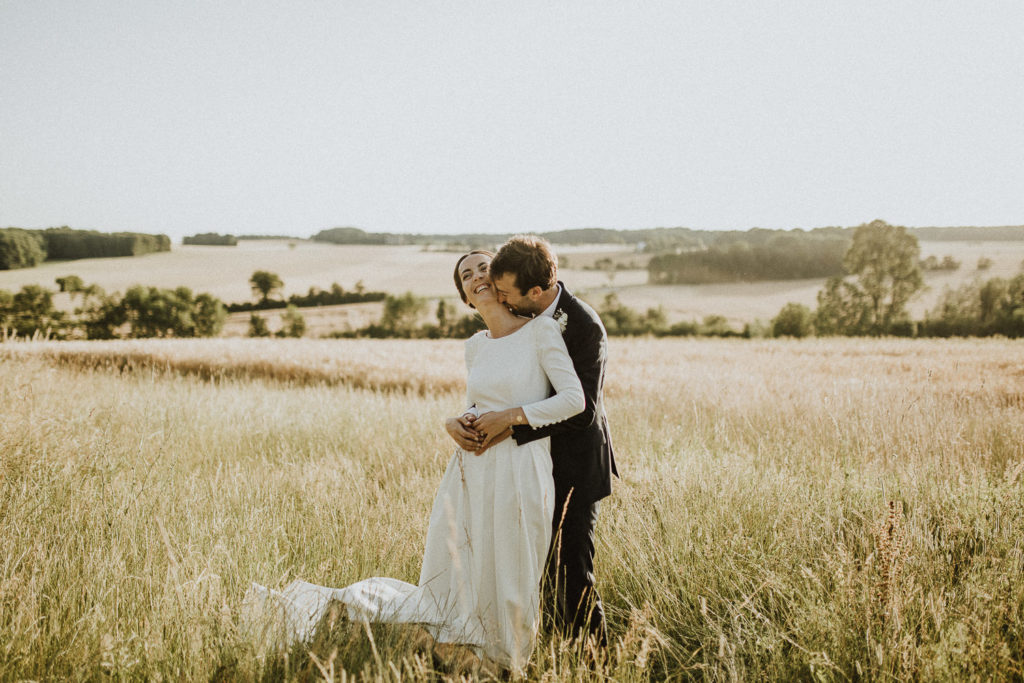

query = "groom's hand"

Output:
[[446, 414, 483, 451]]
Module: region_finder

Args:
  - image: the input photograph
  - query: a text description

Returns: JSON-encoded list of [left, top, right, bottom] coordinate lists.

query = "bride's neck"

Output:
[[476, 301, 525, 337]]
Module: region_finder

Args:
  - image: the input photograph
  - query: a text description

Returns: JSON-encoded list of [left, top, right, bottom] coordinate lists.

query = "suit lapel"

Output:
[[553, 283, 576, 340], [554, 282, 573, 315]]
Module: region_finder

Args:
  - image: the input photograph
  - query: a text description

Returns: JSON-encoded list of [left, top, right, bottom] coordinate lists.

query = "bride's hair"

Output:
[[454, 250, 495, 307]]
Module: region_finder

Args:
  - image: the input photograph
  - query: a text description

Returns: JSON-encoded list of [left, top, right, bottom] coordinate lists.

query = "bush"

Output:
[[772, 302, 814, 338], [277, 305, 306, 338], [0, 229, 46, 269], [666, 320, 698, 336], [699, 315, 740, 337], [599, 293, 668, 336], [921, 255, 960, 271]]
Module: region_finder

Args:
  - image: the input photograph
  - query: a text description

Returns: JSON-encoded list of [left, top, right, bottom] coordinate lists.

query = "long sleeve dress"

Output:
[[243, 315, 584, 672]]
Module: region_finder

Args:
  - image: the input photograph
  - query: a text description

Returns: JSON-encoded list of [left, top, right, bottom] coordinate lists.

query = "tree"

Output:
[[0, 229, 46, 269], [380, 292, 427, 337], [77, 288, 126, 340], [435, 299, 454, 336], [7, 284, 65, 338], [817, 220, 923, 335], [248, 313, 271, 337], [923, 274, 1024, 338], [249, 270, 283, 304], [193, 293, 227, 337], [814, 277, 871, 336], [599, 293, 641, 335], [118, 286, 224, 338], [278, 304, 306, 338], [122, 286, 195, 338], [56, 275, 85, 294], [771, 302, 814, 338], [0, 288, 13, 332], [183, 232, 237, 246]]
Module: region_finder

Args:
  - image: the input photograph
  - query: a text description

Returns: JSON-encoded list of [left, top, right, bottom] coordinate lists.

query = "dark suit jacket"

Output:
[[511, 283, 618, 504]]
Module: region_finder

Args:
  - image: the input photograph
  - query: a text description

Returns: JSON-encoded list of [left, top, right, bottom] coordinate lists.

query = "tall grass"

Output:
[[1, 338, 1022, 680]]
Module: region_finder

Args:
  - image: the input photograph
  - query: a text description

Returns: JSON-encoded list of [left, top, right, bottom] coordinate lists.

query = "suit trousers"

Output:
[[544, 490, 607, 646]]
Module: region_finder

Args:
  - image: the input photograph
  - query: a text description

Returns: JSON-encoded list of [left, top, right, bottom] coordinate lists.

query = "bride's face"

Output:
[[458, 253, 495, 308]]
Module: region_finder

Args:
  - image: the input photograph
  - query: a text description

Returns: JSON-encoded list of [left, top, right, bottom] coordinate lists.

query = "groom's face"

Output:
[[493, 273, 541, 316]]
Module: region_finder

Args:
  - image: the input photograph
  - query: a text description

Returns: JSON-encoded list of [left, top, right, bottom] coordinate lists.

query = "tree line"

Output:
[[0, 280, 227, 340], [230, 271, 386, 312], [0, 227, 171, 269], [182, 232, 238, 246], [768, 220, 1024, 338], [647, 230, 850, 284], [6, 228, 1022, 341]]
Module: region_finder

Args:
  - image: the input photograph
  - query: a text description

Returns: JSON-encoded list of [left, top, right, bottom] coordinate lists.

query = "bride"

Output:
[[244, 250, 585, 673]]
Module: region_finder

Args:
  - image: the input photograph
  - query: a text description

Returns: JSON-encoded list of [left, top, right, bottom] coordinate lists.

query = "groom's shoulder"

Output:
[[559, 286, 605, 333]]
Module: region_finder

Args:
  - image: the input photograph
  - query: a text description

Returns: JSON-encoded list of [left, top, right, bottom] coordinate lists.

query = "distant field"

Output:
[[2, 239, 1023, 330], [585, 240, 1024, 324]]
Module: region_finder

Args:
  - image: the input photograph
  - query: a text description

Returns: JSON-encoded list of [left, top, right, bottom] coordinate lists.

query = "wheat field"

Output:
[[1, 337, 1022, 681]]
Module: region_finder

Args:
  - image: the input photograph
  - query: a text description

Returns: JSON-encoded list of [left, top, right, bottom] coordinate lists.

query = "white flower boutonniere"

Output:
[[553, 308, 568, 335]]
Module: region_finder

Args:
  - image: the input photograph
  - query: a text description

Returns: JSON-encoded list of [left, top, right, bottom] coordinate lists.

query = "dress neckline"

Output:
[[483, 315, 535, 340]]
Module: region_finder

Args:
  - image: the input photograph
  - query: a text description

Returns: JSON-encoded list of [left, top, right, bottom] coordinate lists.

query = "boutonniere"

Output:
[[553, 308, 568, 334]]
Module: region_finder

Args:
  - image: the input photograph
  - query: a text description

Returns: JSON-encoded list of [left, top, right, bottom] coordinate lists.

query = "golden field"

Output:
[[2, 240, 1024, 330], [1, 336, 1022, 681]]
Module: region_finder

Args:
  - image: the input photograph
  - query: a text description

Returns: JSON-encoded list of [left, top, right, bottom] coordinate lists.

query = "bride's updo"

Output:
[[453, 249, 495, 307]]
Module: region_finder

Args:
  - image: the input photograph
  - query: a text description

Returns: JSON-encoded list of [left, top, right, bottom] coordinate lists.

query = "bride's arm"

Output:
[[444, 335, 484, 450]]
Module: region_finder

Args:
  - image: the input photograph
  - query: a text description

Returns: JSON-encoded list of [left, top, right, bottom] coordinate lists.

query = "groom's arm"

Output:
[[510, 317, 604, 446]]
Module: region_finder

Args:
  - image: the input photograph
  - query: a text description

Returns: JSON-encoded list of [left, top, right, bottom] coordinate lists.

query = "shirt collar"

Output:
[[539, 283, 562, 318]]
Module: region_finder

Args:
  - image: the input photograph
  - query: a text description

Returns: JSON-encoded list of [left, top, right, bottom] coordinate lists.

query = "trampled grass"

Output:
[[1, 337, 1022, 680]]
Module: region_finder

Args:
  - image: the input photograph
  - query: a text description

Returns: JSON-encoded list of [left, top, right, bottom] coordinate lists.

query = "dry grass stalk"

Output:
[[871, 500, 907, 616]]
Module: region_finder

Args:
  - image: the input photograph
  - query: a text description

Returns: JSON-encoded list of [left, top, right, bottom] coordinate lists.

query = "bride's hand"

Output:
[[446, 414, 483, 451]]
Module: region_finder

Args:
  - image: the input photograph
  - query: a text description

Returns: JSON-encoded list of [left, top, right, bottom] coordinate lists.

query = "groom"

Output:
[[483, 235, 617, 645]]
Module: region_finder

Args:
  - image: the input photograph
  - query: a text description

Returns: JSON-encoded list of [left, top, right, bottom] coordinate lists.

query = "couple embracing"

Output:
[[246, 235, 618, 674]]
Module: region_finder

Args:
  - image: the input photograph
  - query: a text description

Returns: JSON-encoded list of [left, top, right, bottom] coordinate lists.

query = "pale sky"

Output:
[[2, 1, 1023, 242]]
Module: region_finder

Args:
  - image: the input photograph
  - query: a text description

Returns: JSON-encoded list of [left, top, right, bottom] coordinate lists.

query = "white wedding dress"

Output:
[[244, 315, 584, 671]]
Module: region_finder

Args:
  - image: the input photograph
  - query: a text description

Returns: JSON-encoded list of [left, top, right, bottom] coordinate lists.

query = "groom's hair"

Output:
[[490, 235, 558, 294]]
